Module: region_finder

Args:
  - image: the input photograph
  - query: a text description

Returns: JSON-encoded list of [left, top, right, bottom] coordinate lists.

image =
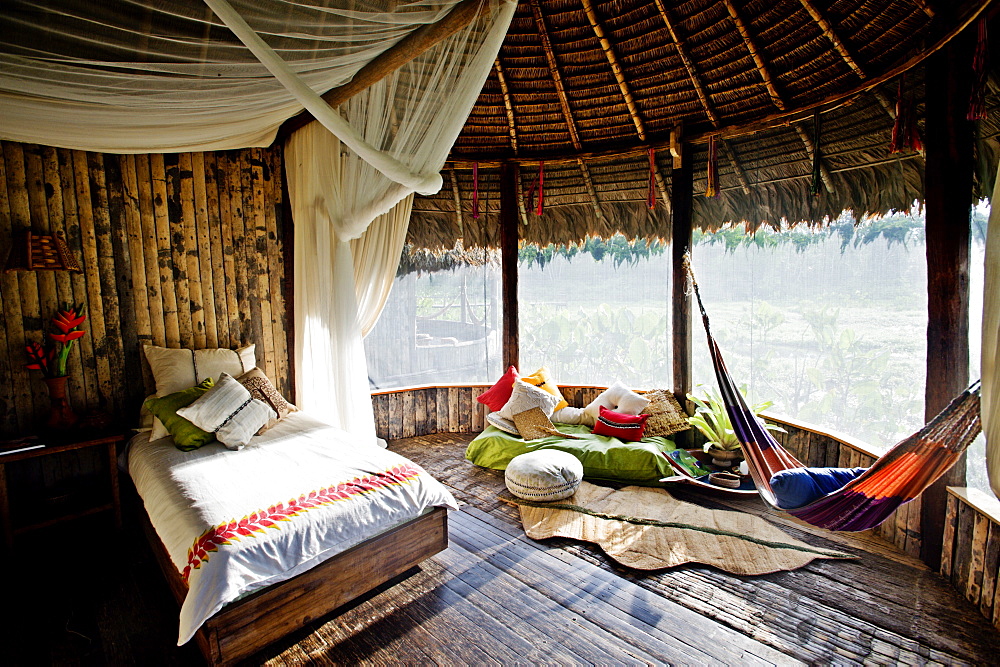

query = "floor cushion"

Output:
[[466, 424, 677, 485], [505, 450, 583, 501]]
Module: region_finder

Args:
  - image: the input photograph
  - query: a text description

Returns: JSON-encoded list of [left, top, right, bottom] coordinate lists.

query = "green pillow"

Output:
[[465, 424, 677, 484], [144, 378, 216, 451]]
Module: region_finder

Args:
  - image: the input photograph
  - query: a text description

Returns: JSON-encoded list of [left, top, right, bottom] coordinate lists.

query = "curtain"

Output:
[[284, 0, 513, 441], [0, 0, 509, 154], [352, 195, 415, 337], [986, 165, 1000, 499]]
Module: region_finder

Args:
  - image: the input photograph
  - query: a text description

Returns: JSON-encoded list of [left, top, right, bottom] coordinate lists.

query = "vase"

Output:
[[43, 376, 78, 430], [706, 446, 744, 468]]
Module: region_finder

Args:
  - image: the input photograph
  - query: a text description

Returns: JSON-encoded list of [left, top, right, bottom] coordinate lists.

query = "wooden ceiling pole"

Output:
[[493, 57, 529, 225], [581, 0, 671, 207], [449, 169, 464, 239], [723, 0, 785, 112], [794, 124, 835, 194], [798, 0, 867, 79], [653, 0, 751, 194], [528, 0, 607, 225]]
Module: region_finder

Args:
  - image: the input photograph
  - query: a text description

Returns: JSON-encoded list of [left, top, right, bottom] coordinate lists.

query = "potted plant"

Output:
[[686, 386, 785, 467]]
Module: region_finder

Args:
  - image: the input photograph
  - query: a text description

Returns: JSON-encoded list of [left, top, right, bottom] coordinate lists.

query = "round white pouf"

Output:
[[505, 450, 583, 501]]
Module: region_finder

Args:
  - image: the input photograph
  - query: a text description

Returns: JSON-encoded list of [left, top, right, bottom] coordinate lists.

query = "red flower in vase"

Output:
[[24, 303, 87, 378]]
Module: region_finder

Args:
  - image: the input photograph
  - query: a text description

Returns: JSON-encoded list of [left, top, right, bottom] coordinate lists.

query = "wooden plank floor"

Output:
[[6, 432, 1000, 665]]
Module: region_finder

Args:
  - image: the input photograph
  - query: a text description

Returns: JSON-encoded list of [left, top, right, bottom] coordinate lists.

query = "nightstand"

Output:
[[0, 433, 124, 550]]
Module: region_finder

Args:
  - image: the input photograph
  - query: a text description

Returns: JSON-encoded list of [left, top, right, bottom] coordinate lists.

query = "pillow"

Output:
[[144, 344, 256, 440], [477, 365, 520, 412], [505, 450, 583, 501], [521, 366, 569, 411], [177, 373, 276, 451], [769, 466, 868, 509], [497, 379, 560, 421], [592, 405, 649, 442], [583, 381, 650, 425], [144, 379, 216, 451], [552, 406, 586, 425], [641, 390, 691, 437], [237, 367, 297, 434]]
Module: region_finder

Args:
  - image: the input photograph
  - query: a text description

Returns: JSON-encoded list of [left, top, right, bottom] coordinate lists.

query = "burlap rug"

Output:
[[507, 481, 853, 574]]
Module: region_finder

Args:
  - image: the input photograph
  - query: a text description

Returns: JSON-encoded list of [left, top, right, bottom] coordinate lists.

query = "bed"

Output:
[[127, 411, 458, 665]]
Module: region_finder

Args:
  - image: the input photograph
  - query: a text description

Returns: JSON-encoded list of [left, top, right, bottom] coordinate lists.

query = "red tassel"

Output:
[[536, 162, 544, 215], [890, 75, 922, 154], [968, 18, 988, 121], [472, 162, 479, 219], [704, 137, 719, 198], [647, 148, 656, 209]]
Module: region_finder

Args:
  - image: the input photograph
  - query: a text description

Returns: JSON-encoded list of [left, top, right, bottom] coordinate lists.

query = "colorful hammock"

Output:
[[688, 267, 982, 532]]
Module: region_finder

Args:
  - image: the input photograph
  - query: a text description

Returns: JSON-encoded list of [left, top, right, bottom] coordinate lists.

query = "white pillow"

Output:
[[497, 379, 559, 421], [177, 373, 275, 451], [552, 406, 586, 425], [145, 344, 255, 440], [583, 381, 650, 425]]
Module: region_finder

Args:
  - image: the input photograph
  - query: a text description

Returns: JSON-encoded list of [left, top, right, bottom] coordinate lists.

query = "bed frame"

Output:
[[139, 501, 449, 665]]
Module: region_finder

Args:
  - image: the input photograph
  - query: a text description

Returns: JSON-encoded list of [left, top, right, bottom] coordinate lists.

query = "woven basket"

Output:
[[640, 390, 691, 437]]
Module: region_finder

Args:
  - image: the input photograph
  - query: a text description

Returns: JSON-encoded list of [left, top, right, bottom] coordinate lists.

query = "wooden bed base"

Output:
[[139, 504, 449, 665]]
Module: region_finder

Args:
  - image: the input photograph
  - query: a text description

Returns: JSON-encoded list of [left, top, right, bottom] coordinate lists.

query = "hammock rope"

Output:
[[685, 259, 982, 531]]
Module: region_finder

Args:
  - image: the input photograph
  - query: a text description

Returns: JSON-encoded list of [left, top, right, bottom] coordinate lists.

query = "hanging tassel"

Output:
[[968, 17, 988, 121], [536, 161, 544, 215], [809, 112, 822, 197], [704, 137, 719, 198], [647, 148, 657, 208], [472, 162, 479, 219]]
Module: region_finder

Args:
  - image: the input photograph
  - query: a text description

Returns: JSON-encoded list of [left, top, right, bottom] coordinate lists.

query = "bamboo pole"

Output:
[[724, 0, 786, 111], [204, 152, 230, 350], [150, 153, 180, 348], [122, 154, 152, 352], [238, 150, 264, 351], [216, 152, 242, 348], [449, 168, 464, 239], [798, 0, 866, 79], [250, 148, 276, 382], [92, 153, 126, 414], [494, 58, 519, 154], [0, 145, 26, 431], [262, 148, 287, 387], [164, 155, 193, 348], [581, 0, 646, 140], [192, 152, 218, 349], [528, 0, 583, 151], [135, 154, 165, 349], [179, 153, 206, 350]]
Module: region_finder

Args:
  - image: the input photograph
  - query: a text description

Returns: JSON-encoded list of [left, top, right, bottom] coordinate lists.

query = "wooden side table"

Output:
[[0, 433, 124, 550]]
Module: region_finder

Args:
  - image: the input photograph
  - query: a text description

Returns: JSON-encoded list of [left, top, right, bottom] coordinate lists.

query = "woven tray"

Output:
[[641, 390, 690, 437]]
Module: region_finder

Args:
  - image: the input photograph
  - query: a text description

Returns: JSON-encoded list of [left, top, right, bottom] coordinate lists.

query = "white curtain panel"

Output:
[[352, 194, 415, 337], [986, 166, 1000, 499], [0, 0, 513, 155]]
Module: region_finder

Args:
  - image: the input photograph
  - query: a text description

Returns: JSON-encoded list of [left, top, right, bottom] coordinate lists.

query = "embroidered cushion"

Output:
[[144, 379, 215, 450], [496, 379, 560, 421], [592, 405, 649, 442], [237, 367, 297, 434], [769, 466, 868, 509], [177, 373, 276, 451], [583, 381, 650, 425], [521, 366, 569, 411], [640, 390, 691, 437], [477, 365, 520, 412], [505, 450, 583, 501], [144, 344, 256, 440]]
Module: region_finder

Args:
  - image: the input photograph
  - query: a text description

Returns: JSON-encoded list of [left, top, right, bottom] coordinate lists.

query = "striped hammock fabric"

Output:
[[689, 266, 982, 532]]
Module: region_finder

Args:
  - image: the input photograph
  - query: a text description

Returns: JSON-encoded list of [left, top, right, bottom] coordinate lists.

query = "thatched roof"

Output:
[[408, 0, 996, 251]]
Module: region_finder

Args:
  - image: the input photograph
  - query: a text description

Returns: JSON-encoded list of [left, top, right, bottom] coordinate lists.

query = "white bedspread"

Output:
[[127, 411, 458, 645]]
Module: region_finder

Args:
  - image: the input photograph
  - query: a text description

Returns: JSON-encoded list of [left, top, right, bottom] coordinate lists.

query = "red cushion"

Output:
[[477, 365, 520, 412], [592, 405, 649, 442]]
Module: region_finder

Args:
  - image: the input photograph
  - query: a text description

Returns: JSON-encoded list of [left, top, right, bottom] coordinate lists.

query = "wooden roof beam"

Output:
[[797, 0, 866, 79], [581, 0, 647, 140], [449, 168, 464, 237], [528, 0, 583, 151], [494, 58, 519, 154], [724, 0, 786, 112], [653, 0, 719, 127], [794, 123, 835, 194], [529, 0, 605, 222], [719, 139, 752, 194]]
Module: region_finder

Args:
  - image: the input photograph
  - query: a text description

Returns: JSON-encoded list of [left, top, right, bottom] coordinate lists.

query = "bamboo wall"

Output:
[[0, 141, 289, 438], [941, 488, 1000, 631]]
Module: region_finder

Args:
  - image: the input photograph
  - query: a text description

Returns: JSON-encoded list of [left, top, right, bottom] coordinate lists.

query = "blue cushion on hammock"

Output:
[[770, 466, 868, 509]]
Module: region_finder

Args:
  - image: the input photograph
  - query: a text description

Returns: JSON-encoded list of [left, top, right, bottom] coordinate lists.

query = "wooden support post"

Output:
[[671, 142, 694, 408], [921, 30, 974, 571], [500, 163, 519, 371]]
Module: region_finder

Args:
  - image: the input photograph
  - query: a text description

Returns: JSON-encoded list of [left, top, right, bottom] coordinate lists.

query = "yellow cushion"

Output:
[[522, 366, 569, 411]]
